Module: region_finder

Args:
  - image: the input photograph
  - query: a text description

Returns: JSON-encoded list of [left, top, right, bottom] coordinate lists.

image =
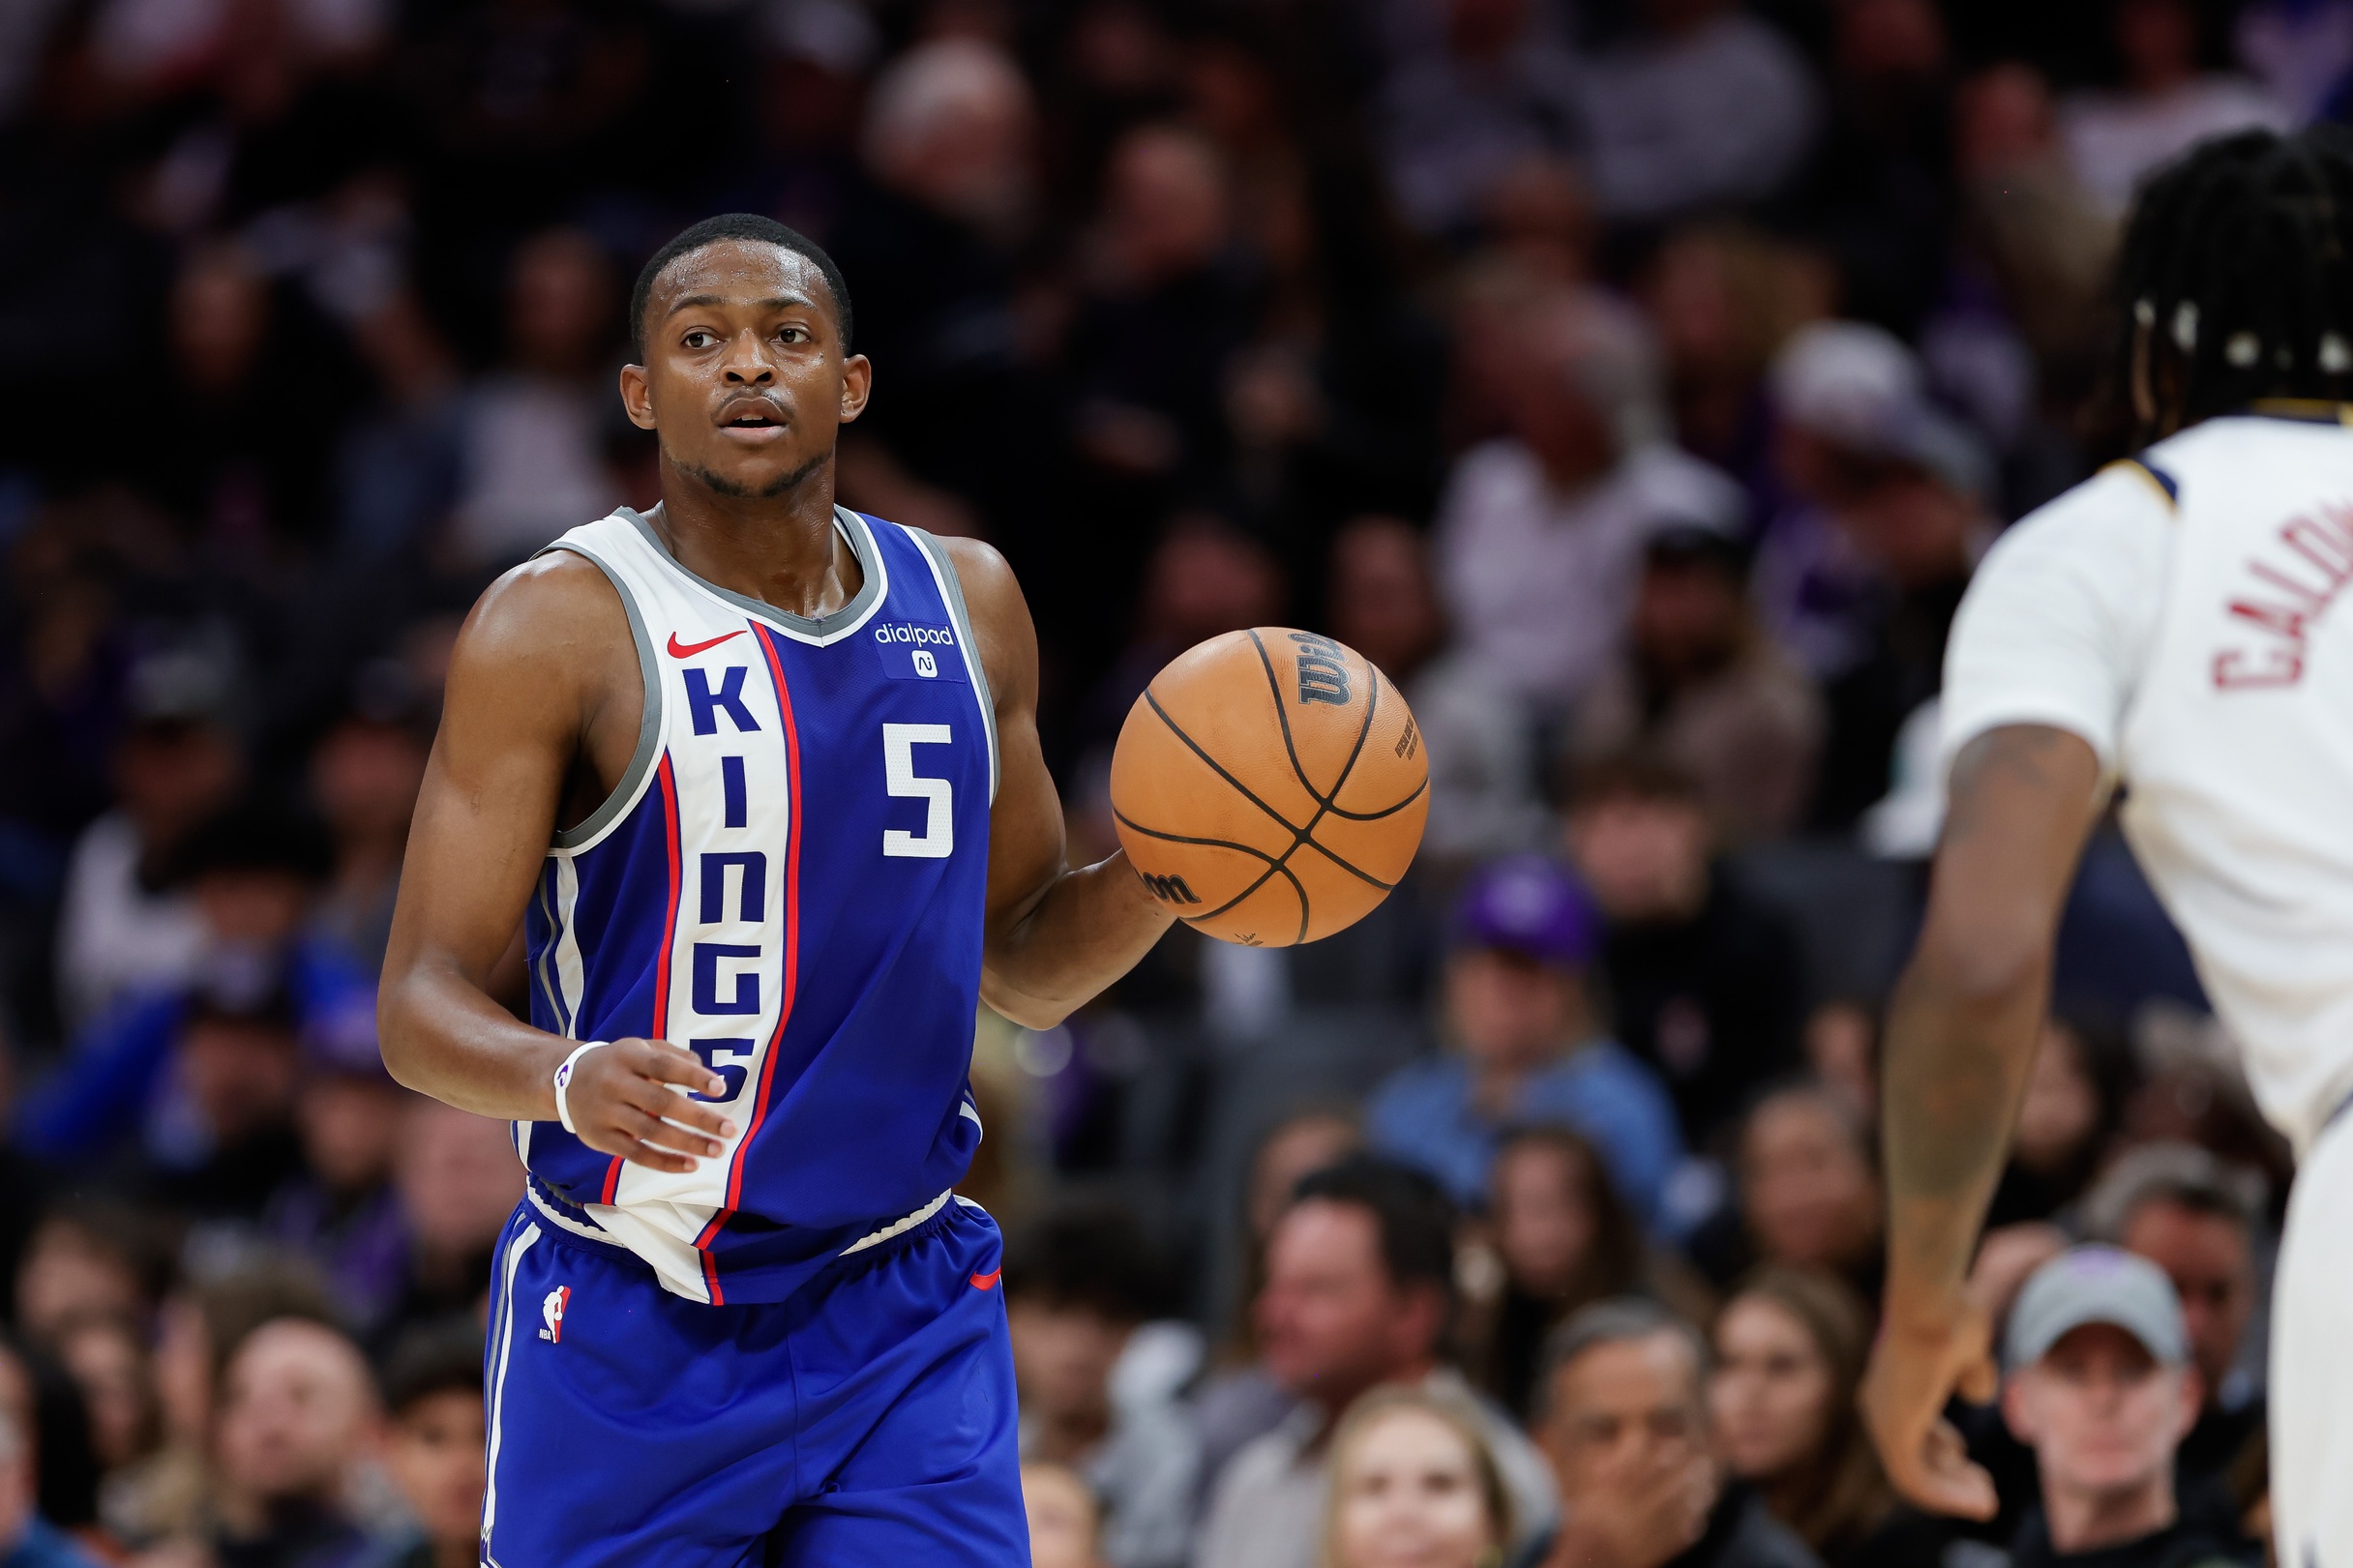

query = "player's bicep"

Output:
[[938, 539, 1068, 933], [385, 575, 596, 984]]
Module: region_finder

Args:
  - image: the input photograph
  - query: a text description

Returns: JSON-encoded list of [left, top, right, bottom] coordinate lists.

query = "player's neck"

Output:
[[653, 452, 863, 619]]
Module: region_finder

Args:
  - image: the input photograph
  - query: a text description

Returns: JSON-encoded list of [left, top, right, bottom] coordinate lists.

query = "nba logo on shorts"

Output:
[[541, 1286, 570, 1343], [913, 649, 938, 678]]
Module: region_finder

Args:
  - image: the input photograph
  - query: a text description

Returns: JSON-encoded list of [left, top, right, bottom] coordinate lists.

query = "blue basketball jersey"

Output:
[[517, 505, 998, 1305]]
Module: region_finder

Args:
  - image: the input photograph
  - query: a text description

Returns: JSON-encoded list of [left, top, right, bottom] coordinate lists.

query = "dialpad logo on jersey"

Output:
[[540, 1286, 570, 1343], [872, 622, 968, 684]]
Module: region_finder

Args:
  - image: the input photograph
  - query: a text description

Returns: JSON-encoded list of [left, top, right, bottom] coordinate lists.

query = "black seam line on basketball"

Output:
[[1139, 686, 1395, 891], [1248, 629, 1329, 809], [1145, 688, 1306, 834], [1243, 630, 1385, 865], [1317, 773, 1431, 823], [1117, 810, 1298, 923]]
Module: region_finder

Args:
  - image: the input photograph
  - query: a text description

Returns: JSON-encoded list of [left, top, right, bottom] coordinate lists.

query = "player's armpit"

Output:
[[936, 537, 1176, 1028], [1864, 722, 2104, 1517], [378, 556, 643, 1121]]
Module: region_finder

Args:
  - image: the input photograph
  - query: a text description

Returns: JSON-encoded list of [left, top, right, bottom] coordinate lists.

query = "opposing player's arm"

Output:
[[376, 555, 736, 1173], [942, 537, 1176, 1029], [1862, 723, 2106, 1519]]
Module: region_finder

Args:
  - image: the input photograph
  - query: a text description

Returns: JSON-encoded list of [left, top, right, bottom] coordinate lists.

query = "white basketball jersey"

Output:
[[1944, 404, 2353, 1154]]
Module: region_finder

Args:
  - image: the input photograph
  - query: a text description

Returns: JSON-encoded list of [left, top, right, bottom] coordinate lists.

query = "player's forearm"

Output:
[[981, 850, 1175, 1028], [1879, 941, 2049, 1323], [378, 956, 568, 1122]]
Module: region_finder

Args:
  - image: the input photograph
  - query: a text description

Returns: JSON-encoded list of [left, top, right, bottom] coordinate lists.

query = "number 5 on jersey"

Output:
[[882, 723, 954, 858]]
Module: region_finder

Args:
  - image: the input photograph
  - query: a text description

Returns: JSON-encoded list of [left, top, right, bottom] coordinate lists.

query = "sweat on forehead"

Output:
[[628, 215, 854, 359]]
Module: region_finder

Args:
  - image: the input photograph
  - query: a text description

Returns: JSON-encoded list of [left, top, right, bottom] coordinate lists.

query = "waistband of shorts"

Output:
[[522, 1176, 968, 1282]]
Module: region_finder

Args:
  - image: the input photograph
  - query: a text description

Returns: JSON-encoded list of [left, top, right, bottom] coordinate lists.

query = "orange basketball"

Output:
[[1110, 627, 1429, 947]]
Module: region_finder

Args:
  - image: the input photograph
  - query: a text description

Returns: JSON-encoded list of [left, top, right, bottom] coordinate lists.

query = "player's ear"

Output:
[[839, 353, 873, 425], [619, 363, 657, 431]]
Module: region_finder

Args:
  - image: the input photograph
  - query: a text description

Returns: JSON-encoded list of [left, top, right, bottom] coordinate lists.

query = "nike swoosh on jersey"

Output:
[[668, 630, 747, 658]]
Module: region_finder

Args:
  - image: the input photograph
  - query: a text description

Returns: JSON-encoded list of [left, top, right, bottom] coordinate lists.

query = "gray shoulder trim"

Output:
[[906, 526, 1000, 803], [539, 540, 664, 851], [619, 504, 884, 640]]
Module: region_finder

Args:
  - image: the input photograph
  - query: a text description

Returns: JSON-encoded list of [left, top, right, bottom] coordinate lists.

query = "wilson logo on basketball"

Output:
[[1289, 631, 1352, 706], [1140, 872, 1202, 904]]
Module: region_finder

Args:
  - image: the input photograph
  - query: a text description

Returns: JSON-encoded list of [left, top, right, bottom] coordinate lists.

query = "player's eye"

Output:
[[681, 330, 717, 349], [777, 325, 809, 344]]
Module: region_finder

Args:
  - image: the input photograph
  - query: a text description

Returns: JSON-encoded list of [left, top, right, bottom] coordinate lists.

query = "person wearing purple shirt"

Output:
[[1367, 856, 1686, 1231]]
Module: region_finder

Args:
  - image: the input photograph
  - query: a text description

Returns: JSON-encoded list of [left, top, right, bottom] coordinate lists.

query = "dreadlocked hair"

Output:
[[2111, 125, 2353, 445]]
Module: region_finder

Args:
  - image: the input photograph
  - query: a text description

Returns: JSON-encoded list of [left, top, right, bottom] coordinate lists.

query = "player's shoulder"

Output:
[[1980, 452, 2178, 581], [452, 537, 632, 677]]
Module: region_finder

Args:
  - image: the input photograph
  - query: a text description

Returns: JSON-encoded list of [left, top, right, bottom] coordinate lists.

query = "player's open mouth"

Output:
[[717, 401, 789, 443]]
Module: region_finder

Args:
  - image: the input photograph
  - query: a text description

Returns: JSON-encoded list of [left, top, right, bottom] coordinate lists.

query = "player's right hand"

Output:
[[1861, 1295, 2000, 1522], [563, 1038, 738, 1173]]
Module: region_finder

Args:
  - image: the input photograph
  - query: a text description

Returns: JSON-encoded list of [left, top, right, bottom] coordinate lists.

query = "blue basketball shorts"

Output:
[[478, 1196, 1028, 1567]]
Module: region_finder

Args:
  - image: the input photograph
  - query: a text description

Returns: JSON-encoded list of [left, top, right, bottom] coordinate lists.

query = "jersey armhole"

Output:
[[535, 541, 667, 850], [904, 527, 1002, 804]]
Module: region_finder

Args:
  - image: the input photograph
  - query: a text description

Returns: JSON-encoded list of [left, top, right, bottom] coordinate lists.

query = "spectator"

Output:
[[1564, 533, 1825, 844], [1999, 1247, 2256, 1567], [307, 681, 430, 974], [13, 1203, 171, 1347], [1366, 857, 1684, 1229], [1458, 1126, 1699, 1422], [383, 1100, 523, 1338], [2059, 0, 2291, 216], [376, 1321, 485, 1568], [333, 292, 465, 566], [1319, 1386, 1515, 1568], [1693, 1087, 1883, 1302], [2081, 1144, 2269, 1492], [1641, 224, 1827, 492], [1374, 0, 1583, 239], [1326, 517, 1548, 872], [1193, 1156, 1557, 1568], [52, 654, 243, 1032], [1569, 0, 1820, 225], [1751, 321, 1992, 835], [264, 1001, 413, 1335], [1709, 1270, 1935, 1568], [1435, 290, 1745, 725], [1985, 1014, 2134, 1231], [209, 1317, 386, 1568], [0, 1405, 102, 1568], [46, 1314, 157, 1483], [1522, 1298, 1821, 1568], [831, 35, 1036, 544], [1027, 1459, 1106, 1568], [445, 229, 624, 570], [1197, 1110, 1364, 1496], [1561, 756, 1808, 1150], [1005, 1203, 1198, 1568], [19, 798, 362, 1175]]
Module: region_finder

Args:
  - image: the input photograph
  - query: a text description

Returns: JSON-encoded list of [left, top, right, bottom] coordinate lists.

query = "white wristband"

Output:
[[552, 1041, 611, 1137]]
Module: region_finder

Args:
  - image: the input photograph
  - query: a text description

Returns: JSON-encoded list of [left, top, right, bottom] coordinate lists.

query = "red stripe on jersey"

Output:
[[695, 631, 807, 1266]]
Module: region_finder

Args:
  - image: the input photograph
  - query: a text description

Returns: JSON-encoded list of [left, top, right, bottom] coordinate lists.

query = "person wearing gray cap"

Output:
[[1998, 1247, 2253, 1568]]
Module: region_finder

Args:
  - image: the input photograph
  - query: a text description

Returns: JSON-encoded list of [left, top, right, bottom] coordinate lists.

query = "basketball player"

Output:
[[1860, 127, 2353, 1565], [376, 214, 1180, 1565]]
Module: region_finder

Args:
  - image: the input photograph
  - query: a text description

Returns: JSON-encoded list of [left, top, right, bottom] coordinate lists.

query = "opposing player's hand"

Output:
[[1861, 1296, 2000, 1521], [564, 1039, 737, 1173]]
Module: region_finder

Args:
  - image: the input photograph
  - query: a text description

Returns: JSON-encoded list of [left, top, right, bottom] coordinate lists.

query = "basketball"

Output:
[[1110, 627, 1429, 948]]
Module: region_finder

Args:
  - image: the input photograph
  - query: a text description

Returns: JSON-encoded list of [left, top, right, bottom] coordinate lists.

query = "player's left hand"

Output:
[[1861, 1295, 2000, 1521], [564, 1037, 738, 1173]]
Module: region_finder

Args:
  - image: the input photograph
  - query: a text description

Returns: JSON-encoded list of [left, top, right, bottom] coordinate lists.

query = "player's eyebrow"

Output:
[[665, 292, 819, 315]]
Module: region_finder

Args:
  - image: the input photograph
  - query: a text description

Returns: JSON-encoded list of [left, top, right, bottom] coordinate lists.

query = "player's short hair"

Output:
[[2114, 126, 2353, 441], [1289, 1153, 1458, 1302], [629, 214, 854, 361]]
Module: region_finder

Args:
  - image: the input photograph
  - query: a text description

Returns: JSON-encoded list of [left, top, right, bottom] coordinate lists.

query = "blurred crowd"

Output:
[[0, 0, 2332, 1563]]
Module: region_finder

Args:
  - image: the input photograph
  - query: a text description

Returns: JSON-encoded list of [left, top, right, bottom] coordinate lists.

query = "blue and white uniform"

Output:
[[482, 504, 1025, 1566]]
